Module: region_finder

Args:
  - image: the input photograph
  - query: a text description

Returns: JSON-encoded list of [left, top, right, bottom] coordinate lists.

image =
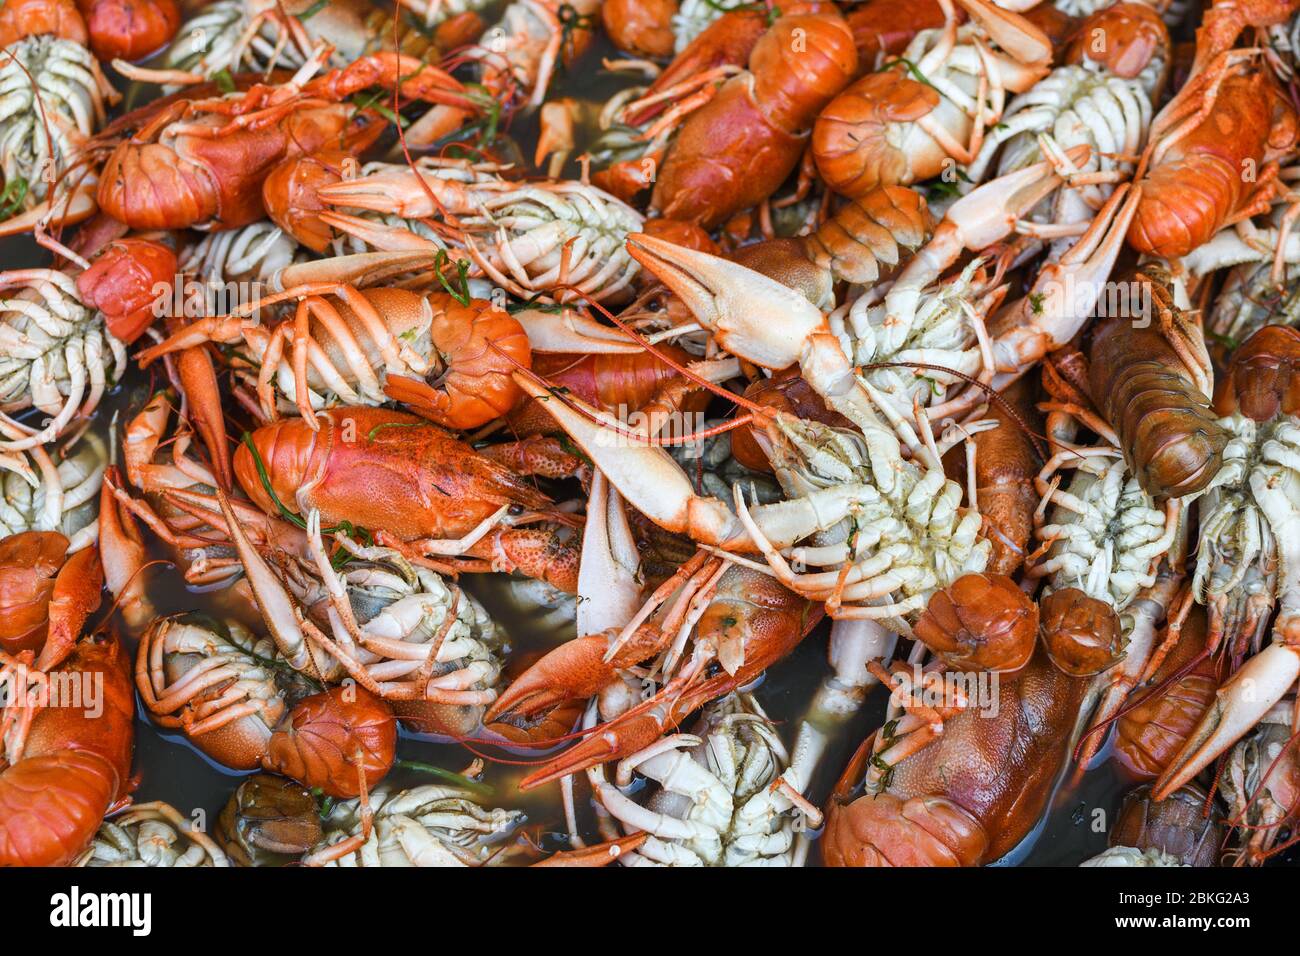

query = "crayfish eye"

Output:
[[507, 504, 524, 516], [706, 661, 723, 678]]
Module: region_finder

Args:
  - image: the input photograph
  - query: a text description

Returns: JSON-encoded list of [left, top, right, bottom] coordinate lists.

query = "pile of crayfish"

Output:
[[5, 0, 1300, 869]]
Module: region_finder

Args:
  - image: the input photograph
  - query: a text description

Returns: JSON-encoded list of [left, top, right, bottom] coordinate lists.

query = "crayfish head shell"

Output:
[[1064, 2, 1171, 89], [1214, 325, 1300, 421], [0, 0, 87, 47], [216, 773, 323, 867], [1109, 783, 1223, 868]]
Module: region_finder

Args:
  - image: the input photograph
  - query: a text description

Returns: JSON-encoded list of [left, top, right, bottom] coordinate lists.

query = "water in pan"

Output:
[[0, 19, 1237, 869]]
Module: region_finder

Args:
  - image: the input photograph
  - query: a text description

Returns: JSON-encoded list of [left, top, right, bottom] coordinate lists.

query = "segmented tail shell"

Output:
[[822, 791, 989, 867], [1115, 606, 1220, 779], [812, 71, 942, 195], [1039, 588, 1123, 677], [263, 685, 396, 800], [1214, 324, 1300, 422], [913, 573, 1037, 674], [802, 185, 934, 285], [1088, 268, 1229, 499]]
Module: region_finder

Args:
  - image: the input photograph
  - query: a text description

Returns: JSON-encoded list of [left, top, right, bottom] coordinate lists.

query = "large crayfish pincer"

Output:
[[1088, 267, 1229, 501]]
